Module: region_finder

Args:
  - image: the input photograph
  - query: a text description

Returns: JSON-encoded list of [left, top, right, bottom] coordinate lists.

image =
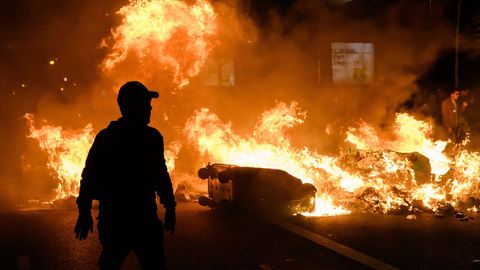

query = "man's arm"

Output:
[[155, 133, 176, 234], [75, 133, 105, 240]]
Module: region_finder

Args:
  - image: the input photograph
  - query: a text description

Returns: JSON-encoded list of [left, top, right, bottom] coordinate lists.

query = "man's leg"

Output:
[[98, 246, 130, 270], [97, 221, 131, 270], [133, 218, 167, 270]]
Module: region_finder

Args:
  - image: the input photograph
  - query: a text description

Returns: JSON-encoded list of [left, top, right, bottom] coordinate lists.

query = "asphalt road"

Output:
[[291, 212, 480, 270], [3, 202, 477, 270], [0, 202, 365, 270]]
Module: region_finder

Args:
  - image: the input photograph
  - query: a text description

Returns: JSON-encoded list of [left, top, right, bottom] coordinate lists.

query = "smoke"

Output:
[[1, 0, 456, 204], [188, 0, 450, 151]]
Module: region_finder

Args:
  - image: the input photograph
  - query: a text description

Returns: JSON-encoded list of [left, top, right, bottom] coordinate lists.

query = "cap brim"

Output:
[[148, 90, 159, 99]]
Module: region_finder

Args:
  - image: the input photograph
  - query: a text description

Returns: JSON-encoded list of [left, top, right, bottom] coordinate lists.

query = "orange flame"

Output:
[[185, 103, 480, 215], [102, 0, 218, 88], [185, 102, 352, 216], [347, 113, 451, 176], [25, 114, 95, 200], [25, 114, 180, 200], [165, 141, 182, 172], [25, 103, 480, 215]]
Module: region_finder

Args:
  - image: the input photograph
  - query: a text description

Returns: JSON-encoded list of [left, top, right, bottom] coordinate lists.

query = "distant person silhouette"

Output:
[[441, 89, 462, 143], [74, 81, 176, 269]]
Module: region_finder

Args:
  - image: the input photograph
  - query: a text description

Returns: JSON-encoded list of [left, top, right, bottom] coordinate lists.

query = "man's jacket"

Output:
[[76, 118, 175, 221]]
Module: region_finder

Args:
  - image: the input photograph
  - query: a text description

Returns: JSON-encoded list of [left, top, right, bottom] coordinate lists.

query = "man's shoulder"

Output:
[[95, 127, 110, 140], [94, 121, 122, 140], [146, 126, 164, 140], [95, 121, 164, 142], [97, 122, 117, 135]]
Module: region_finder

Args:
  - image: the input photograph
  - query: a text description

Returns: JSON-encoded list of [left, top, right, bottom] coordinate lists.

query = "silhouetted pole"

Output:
[[455, 0, 462, 89]]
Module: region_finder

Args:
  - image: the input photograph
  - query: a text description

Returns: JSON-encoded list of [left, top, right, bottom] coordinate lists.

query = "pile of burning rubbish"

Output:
[[333, 148, 480, 216], [184, 106, 480, 217]]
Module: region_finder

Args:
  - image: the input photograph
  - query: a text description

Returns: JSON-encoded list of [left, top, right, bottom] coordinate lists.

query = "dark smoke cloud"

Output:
[[202, 0, 451, 152]]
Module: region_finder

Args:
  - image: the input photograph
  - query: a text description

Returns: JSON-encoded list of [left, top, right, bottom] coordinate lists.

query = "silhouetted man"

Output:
[[441, 89, 461, 142], [74, 81, 176, 269]]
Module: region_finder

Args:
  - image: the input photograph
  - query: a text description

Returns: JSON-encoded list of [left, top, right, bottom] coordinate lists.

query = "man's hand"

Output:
[[74, 212, 93, 240], [164, 208, 176, 235]]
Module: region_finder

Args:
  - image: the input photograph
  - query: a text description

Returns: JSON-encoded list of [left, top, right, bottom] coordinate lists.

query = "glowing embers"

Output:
[[102, 0, 218, 88]]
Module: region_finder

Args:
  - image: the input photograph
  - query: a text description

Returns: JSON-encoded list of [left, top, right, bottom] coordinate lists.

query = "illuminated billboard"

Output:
[[331, 43, 374, 84]]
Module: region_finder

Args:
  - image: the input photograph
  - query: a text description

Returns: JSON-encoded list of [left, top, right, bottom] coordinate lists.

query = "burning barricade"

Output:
[[24, 98, 480, 218], [197, 163, 317, 217], [185, 105, 480, 217]]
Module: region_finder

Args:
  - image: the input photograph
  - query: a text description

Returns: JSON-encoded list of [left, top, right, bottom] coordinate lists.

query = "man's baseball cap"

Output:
[[117, 81, 159, 107]]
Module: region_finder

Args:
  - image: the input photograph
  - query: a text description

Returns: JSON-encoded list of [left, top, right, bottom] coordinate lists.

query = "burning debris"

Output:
[[406, 214, 416, 220], [24, 97, 480, 217], [173, 174, 207, 202], [455, 212, 470, 221], [185, 102, 480, 216]]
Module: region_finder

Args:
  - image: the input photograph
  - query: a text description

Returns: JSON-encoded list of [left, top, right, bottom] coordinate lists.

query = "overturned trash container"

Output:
[[197, 163, 316, 217]]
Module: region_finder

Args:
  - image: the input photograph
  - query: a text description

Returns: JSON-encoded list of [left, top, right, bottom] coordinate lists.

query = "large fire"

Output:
[[346, 113, 451, 176], [25, 114, 95, 201], [25, 114, 181, 201], [102, 0, 218, 88], [185, 102, 480, 216], [22, 0, 480, 215], [24, 0, 217, 201], [25, 101, 480, 215]]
